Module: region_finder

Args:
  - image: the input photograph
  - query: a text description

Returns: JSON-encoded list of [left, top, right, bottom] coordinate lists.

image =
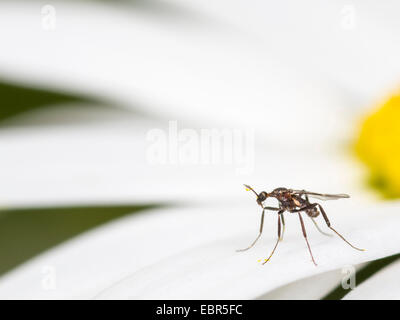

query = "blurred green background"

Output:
[[0, 79, 161, 276]]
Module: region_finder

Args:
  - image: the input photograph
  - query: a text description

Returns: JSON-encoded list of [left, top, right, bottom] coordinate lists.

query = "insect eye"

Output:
[[257, 192, 268, 203]]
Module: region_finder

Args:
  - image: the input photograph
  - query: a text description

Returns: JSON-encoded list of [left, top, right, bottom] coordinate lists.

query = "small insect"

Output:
[[237, 185, 364, 266]]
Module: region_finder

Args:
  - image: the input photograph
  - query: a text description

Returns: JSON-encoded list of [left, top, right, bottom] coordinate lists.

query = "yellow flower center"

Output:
[[355, 93, 400, 198]]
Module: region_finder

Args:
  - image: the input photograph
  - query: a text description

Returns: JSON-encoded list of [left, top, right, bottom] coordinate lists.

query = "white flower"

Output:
[[0, 0, 399, 299]]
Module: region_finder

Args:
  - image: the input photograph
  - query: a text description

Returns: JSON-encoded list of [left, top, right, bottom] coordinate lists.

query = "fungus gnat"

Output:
[[237, 185, 364, 266]]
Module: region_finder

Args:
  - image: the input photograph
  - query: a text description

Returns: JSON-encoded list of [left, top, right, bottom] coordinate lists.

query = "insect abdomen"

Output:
[[306, 207, 319, 217]]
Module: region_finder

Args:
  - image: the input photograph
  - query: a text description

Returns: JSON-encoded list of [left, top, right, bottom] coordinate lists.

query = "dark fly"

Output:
[[237, 185, 364, 266]]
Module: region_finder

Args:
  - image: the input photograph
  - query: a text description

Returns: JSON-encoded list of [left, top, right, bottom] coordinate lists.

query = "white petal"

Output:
[[0, 1, 356, 147], [257, 263, 366, 300], [0, 200, 398, 299], [0, 102, 365, 206], [169, 0, 400, 102], [343, 258, 400, 300]]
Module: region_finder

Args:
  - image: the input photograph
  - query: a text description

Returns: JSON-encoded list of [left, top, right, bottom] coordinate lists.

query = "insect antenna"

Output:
[[244, 184, 259, 197]]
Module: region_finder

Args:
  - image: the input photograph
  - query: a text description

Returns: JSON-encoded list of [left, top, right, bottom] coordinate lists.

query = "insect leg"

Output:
[[236, 206, 280, 252], [262, 210, 283, 265], [236, 208, 266, 252], [289, 202, 330, 236], [303, 193, 331, 236], [263, 206, 280, 211], [317, 204, 364, 251], [310, 217, 333, 237], [280, 213, 285, 241], [298, 212, 317, 266]]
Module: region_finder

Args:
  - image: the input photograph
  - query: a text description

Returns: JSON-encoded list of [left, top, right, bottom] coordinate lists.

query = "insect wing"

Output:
[[292, 190, 350, 200]]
